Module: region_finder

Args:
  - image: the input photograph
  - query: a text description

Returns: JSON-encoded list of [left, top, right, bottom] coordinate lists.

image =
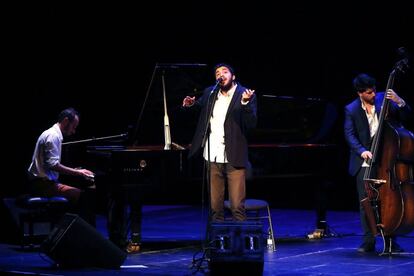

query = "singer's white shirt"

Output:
[[204, 84, 237, 163]]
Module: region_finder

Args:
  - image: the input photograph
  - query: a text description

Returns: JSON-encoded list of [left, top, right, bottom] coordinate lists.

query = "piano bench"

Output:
[[15, 195, 69, 248], [224, 199, 276, 251]]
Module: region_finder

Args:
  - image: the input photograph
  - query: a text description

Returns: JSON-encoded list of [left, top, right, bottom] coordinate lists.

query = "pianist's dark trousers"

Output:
[[107, 187, 142, 248], [210, 162, 246, 221]]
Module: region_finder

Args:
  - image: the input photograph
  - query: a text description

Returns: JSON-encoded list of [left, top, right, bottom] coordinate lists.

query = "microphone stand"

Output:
[[200, 79, 221, 246], [201, 79, 222, 149]]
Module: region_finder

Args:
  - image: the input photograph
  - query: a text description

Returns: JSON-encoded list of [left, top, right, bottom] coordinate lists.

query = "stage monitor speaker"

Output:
[[208, 221, 264, 275], [41, 213, 127, 268]]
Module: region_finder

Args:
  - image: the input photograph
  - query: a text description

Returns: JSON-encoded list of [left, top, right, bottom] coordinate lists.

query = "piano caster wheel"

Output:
[[126, 241, 141, 254]]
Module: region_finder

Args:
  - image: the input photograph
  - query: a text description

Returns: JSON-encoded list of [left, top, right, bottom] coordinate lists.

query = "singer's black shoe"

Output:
[[357, 242, 375, 253]]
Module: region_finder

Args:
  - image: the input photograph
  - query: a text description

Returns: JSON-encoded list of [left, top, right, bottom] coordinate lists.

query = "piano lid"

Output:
[[130, 63, 209, 147], [249, 94, 338, 144]]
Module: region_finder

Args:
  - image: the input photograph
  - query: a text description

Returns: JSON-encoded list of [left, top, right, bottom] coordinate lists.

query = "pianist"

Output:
[[27, 107, 96, 226]]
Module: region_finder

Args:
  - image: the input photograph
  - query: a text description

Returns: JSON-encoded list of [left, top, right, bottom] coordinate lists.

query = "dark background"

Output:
[[5, 2, 413, 211]]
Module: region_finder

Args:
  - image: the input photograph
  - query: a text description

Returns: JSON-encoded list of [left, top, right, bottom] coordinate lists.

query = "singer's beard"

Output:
[[220, 81, 234, 92]]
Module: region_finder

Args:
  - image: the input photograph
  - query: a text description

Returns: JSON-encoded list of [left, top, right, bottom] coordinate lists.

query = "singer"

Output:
[[182, 63, 257, 221]]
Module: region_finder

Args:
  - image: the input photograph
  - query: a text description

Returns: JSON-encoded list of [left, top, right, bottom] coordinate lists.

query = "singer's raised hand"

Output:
[[242, 89, 255, 103], [182, 96, 195, 107]]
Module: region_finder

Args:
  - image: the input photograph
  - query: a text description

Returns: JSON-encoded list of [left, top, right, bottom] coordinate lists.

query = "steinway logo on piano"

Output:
[[122, 160, 147, 172]]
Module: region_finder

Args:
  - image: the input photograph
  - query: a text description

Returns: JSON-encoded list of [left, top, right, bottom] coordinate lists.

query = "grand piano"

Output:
[[84, 65, 340, 231]]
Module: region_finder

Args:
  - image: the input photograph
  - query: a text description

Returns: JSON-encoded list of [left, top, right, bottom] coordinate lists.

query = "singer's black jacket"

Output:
[[187, 82, 257, 168]]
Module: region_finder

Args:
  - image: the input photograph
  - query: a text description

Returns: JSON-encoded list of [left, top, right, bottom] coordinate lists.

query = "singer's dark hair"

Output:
[[58, 107, 79, 123], [213, 63, 235, 75], [353, 73, 376, 93]]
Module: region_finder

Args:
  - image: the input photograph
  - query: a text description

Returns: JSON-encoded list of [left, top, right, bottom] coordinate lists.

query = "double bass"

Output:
[[362, 50, 414, 254]]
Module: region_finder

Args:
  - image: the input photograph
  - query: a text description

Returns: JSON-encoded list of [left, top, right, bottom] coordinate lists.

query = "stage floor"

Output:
[[1, 205, 413, 275]]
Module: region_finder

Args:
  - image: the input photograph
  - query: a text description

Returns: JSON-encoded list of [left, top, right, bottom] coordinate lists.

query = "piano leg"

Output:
[[107, 188, 142, 251], [315, 180, 328, 231], [128, 191, 142, 249], [77, 187, 97, 227]]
